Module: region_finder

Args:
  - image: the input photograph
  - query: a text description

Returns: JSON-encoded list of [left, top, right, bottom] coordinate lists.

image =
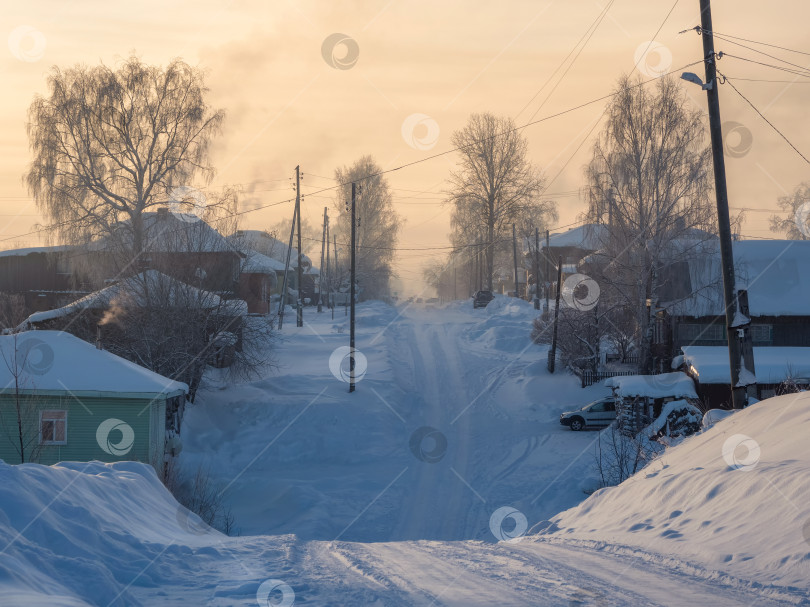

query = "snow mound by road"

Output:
[[543, 392, 810, 591], [0, 460, 226, 606]]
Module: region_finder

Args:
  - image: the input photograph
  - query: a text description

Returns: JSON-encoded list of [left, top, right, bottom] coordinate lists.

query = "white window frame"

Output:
[[40, 410, 67, 446]]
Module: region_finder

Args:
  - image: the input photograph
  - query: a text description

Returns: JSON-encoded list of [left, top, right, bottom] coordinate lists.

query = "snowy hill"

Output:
[[541, 392, 810, 592]]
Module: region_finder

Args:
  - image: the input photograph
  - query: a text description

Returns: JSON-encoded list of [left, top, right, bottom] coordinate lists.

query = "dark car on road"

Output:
[[473, 290, 494, 309]]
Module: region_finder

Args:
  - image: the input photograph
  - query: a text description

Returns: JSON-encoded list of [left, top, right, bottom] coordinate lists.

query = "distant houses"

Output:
[[0, 331, 187, 467], [0, 212, 325, 324], [659, 240, 810, 354], [677, 346, 810, 406], [228, 229, 321, 307]]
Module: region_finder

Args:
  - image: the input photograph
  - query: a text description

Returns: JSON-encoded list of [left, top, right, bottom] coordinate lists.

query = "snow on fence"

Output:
[[578, 369, 638, 388]]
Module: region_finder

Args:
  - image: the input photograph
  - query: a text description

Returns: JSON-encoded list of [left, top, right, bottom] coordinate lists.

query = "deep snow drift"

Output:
[[542, 390, 810, 591]]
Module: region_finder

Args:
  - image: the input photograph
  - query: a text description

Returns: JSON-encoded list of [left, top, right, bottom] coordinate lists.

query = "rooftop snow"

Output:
[[0, 244, 73, 258], [229, 229, 317, 272], [681, 345, 810, 384], [93, 212, 239, 254], [0, 331, 187, 396], [546, 223, 606, 250], [605, 371, 698, 398], [20, 270, 247, 327], [663, 239, 810, 317], [241, 250, 287, 273]]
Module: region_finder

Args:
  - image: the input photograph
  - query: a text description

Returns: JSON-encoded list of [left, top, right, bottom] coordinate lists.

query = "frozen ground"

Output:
[[1, 298, 808, 605]]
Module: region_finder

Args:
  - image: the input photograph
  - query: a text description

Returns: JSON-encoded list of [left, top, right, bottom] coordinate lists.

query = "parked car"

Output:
[[559, 397, 617, 431], [416, 297, 423, 303], [426, 297, 439, 304], [473, 290, 494, 309]]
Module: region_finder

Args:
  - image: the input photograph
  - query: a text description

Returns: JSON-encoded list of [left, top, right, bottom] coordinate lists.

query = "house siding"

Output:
[[0, 394, 165, 467]]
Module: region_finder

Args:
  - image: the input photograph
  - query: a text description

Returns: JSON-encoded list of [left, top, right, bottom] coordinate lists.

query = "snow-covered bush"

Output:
[[647, 400, 703, 442]]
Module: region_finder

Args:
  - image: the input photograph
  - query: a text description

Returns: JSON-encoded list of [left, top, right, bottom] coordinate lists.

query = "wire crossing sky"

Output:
[[1, 0, 808, 294]]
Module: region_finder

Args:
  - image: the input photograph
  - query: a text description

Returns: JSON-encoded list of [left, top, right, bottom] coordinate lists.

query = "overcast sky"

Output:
[[2, 1, 808, 294]]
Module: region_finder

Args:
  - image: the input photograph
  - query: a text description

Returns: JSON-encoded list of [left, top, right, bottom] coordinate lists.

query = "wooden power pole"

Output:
[[699, 0, 748, 408], [277, 201, 297, 330], [544, 229, 550, 314], [548, 257, 563, 373], [295, 165, 303, 328], [534, 227, 540, 310], [349, 182, 357, 393], [318, 206, 327, 313], [512, 224, 519, 298]]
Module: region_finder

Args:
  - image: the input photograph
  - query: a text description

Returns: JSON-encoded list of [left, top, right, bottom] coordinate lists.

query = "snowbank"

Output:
[[542, 392, 810, 591], [0, 460, 222, 606]]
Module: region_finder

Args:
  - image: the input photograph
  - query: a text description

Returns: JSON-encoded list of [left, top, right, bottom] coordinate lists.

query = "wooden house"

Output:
[[659, 240, 810, 356], [0, 331, 187, 467], [677, 345, 810, 408], [0, 210, 244, 320]]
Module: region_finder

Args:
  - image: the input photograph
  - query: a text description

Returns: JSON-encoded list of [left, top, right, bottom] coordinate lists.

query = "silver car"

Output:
[[560, 398, 617, 431]]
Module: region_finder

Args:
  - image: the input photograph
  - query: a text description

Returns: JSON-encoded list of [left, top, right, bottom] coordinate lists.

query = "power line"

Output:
[[516, 0, 617, 122], [686, 27, 810, 58], [707, 32, 810, 76], [723, 53, 810, 79], [724, 76, 810, 84], [720, 72, 810, 165], [1, 60, 704, 248]]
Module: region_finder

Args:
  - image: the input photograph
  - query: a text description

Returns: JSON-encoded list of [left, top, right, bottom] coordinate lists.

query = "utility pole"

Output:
[[512, 224, 519, 298], [318, 207, 327, 313], [277, 201, 298, 330], [548, 257, 563, 374], [325, 216, 331, 315], [295, 165, 303, 328], [349, 182, 357, 393], [699, 0, 746, 409], [333, 234, 339, 320], [544, 229, 550, 314], [736, 290, 757, 400], [534, 228, 541, 310]]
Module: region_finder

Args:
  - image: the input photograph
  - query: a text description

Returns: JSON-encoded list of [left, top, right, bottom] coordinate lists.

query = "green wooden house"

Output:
[[0, 331, 187, 467]]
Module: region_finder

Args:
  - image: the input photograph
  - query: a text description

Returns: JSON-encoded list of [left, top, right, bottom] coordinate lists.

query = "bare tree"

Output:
[[594, 423, 659, 487], [0, 293, 27, 330], [333, 156, 402, 300], [770, 181, 810, 240], [447, 113, 554, 291], [26, 55, 225, 258], [0, 334, 47, 464], [585, 75, 716, 372]]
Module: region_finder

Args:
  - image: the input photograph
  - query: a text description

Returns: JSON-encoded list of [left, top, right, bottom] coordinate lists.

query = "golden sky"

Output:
[[1, 1, 808, 295]]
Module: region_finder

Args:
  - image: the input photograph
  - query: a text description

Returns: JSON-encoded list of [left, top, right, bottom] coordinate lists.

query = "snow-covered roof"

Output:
[[0, 331, 187, 397], [0, 245, 73, 258], [93, 212, 239, 255], [605, 372, 698, 399], [229, 230, 316, 273], [681, 346, 810, 384], [20, 270, 247, 328], [546, 224, 606, 250], [663, 239, 810, 317], [241, 251, 286, 274]]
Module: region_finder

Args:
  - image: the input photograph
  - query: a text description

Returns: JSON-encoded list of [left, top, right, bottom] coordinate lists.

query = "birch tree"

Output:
[[26, 56, 224, 258], [447, 113, 554, 290], [585, 75, 715, 372]]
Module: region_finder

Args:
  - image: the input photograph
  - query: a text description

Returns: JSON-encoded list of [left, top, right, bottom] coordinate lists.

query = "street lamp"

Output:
[[680, 71, 714, 90]]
